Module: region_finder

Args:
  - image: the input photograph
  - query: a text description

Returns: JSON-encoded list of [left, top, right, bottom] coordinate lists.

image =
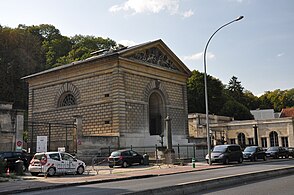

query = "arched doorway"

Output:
[[149, 91, 165, 136], [238, 133, 246, 148], [269, 131, 279, 146]]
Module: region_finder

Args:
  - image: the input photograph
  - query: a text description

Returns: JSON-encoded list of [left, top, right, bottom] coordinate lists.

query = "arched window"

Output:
[[58, 93, 76, 107], [270, 131, 279, 147], [238, 133, 246, 147], [149, 92, 164, 135]]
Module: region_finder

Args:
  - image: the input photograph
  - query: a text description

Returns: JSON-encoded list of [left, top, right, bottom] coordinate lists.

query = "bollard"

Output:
[[192, 158, 195, 168]]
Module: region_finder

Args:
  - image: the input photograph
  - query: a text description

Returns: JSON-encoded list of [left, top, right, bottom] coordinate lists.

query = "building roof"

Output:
[[22, 39, 191, 80], [250, 109, 275, 120], [280, 107, 294, 118]]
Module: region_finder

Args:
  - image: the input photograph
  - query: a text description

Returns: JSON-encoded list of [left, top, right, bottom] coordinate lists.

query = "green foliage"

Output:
[[220, 100, 254, 120], [259, 89, 294, 111], [0, 26, 43, 108], [0, 24, 118, 110], [187, 70, 226, 114], [226, 76, 244, 103]]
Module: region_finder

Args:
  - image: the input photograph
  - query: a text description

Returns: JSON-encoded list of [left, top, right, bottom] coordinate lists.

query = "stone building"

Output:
[[23, 39, 191, 154], [0, 102, 24, 151], [188, 113, 294, 148]]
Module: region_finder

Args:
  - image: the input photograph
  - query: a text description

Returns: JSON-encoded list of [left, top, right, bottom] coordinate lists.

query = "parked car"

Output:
[[206, 144, 243, 165], [29, 152, 86, 176], [265, 147, 289, 159], [108, 149, 144, 168], [243, 146, 267, 161], [286, 147, 294, 158], [0, 151, 32, 172]]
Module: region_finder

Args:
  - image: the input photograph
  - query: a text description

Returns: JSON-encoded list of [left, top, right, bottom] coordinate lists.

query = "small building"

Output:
[[0, 102, 24, 151], [188, 112, 294, 148], [23, 40, 191, 154]]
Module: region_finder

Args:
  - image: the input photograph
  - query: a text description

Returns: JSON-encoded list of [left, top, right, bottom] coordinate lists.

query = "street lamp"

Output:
[[204, 16, 244, 165]]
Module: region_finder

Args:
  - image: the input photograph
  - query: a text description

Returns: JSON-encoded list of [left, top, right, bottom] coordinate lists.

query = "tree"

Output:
[[220, 100, 254, 120], [187, 70, 226, 115], [226, 76, 244, 103], [57, 35, 117, 65], [258, 89, 294, 112], [0, 26, 43, 109], [242, 90, 260, 110]]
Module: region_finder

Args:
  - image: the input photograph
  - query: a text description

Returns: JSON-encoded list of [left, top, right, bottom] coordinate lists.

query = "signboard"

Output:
[[58, 147, 65, 152], [37, 136, 47, 152], [16, 140, 23, 151]]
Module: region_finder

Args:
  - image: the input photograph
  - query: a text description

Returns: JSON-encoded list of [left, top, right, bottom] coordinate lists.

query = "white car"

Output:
[[29, 152, 86, 176]]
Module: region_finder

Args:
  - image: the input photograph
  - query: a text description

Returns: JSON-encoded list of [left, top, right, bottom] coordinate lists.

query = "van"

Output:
[[206, 144, 243, 164]]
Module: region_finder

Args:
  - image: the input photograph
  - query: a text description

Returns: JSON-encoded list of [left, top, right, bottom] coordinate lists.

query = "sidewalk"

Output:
[[0, 162, 224, 194]]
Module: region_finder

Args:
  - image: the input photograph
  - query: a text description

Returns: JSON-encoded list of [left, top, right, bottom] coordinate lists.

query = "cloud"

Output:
[[277, 53, 284, 57], [182, 9, 194, 18], [183, 52, 215, 61], [109, 0, 193, 18], [118, 40, 137, 47]]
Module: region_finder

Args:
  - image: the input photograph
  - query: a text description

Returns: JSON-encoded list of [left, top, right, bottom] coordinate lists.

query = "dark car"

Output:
[[0, 151, 32, 172], [286, 147, 294, 158], [243, 146, 267, 161], [108, 149, 144, 168], [265, 147, 289, 159], [206, 144, 243, 165]]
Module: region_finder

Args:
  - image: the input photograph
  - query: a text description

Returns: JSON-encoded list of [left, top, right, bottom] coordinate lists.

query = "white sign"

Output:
[[37, 136, 47, 152], [58, 147, 65, 152]]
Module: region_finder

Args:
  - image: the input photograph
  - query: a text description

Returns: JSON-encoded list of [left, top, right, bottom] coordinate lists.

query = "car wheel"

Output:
[[223, 158, 229, 165], [109, 165, 114, 168], [31, 172, 39, 176], [140, 159, 144, 165], [253, 155, 258, 161], [238, 157, 243, 164], [22, 165, 27, 172], [285, 154, 289, 158], [76, 166, 84, 175], [47, 167, 56, 176], [122, 161, 128, 168]]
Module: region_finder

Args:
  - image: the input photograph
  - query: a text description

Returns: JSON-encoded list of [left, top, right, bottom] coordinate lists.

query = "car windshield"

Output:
[[267, 147, 278, 151], [33, 154, 45, 160], [212, 145, 227, 152], [244, 147, 256, 152], [110, 151, 121, 157]]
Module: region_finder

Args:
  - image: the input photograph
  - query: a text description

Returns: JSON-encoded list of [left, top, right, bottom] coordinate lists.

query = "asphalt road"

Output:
[[20, 160, 294, 195], [200, 174, 294, 195]]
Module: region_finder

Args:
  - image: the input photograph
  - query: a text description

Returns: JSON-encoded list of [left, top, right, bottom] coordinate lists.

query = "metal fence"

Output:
[[27, 121, 76, 153], [91, 144, 208, 166]]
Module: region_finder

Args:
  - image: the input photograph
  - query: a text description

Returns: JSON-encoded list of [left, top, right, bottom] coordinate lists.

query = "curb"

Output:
[[124, 166, 294, 195]]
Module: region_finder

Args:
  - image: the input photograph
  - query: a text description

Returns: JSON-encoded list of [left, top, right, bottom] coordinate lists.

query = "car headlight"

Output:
[[219, 154, 224, 158]]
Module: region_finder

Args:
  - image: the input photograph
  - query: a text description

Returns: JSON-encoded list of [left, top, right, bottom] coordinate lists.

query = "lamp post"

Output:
[[204, 16, 244, 165]]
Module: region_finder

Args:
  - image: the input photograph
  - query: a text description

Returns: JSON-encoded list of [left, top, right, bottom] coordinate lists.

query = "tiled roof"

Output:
[[280, 107, 294, 117]]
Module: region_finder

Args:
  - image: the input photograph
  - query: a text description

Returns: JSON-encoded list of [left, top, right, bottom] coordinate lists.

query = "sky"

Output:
[[1, 0, 293, 96]]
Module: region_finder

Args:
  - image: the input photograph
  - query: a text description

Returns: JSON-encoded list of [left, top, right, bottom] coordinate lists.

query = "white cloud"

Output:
[[182, 9, 194, 18], [183, 52, 215, 61], [109, 0, 193, 18], [118, 39, 137, 47], [277, 53, 284, 57]]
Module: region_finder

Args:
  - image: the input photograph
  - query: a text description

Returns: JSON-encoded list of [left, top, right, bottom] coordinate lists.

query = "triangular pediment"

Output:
[[119, 39, 191, 76]]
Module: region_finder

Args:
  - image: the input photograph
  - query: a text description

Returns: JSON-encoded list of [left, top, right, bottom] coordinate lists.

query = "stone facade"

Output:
[[188, 113, 294, 148], [0, 102, 24, 151], [23, 40, 191, 154]]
